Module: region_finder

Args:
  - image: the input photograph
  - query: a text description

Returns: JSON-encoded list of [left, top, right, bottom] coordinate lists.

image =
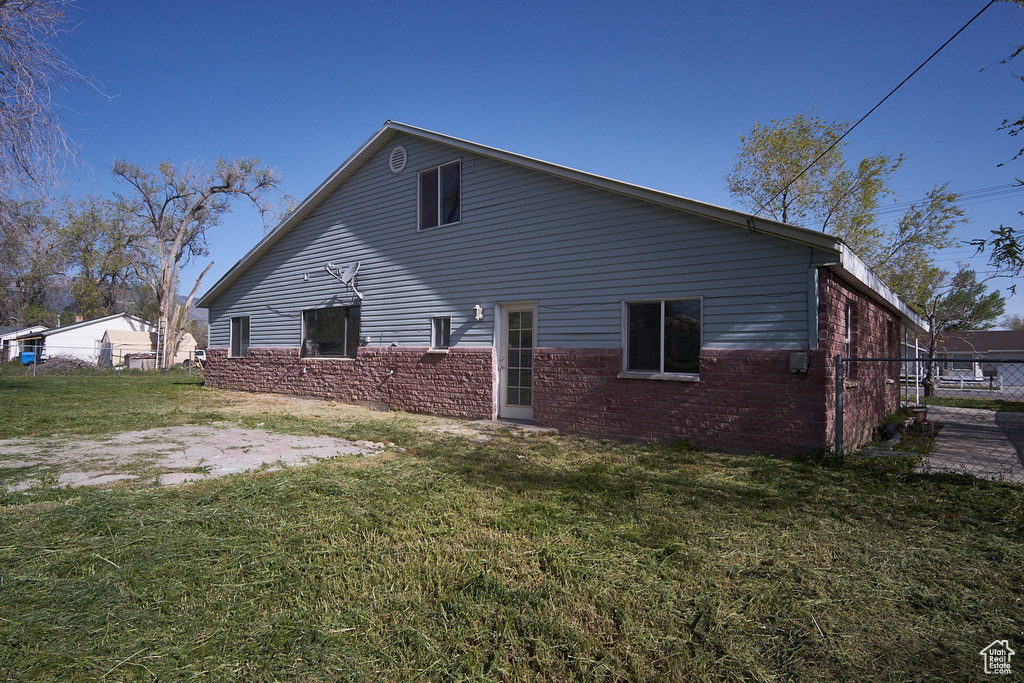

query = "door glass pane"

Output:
[[504, 308, 535, 408]]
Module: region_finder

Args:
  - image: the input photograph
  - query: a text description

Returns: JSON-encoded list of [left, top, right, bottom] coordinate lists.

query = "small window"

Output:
[[431, 316, 451, 349], [419, 160, 461, 229], [230, 316, 250, 358], [844, 303, 853, 359], [302, 306, 360, 358], [626, 299, 701, 374]]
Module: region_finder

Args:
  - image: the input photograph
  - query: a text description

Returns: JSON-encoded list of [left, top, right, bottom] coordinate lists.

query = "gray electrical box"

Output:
[[789, 351, 809, 374]]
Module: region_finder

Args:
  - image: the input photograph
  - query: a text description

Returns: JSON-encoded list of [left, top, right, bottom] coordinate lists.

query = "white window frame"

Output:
[[229, 316, 250, 358], [418, 159, 461, 231], [430, 315, 451, 350], [618, 297, 702, 381]]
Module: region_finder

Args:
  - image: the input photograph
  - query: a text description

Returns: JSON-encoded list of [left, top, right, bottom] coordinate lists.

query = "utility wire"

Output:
[[875, 183, 1024, 217], [753, 0, 998, 219]]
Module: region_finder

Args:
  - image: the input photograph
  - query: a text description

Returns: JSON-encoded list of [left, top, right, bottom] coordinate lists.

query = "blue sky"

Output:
[[54, 1, 1024, 318]]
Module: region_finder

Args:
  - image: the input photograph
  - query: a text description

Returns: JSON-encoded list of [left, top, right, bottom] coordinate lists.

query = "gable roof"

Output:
[[0, 325, 47, 340], [939, 330, 1024, 354], [9, 313, 152, 340], [196, 121, 927, 332]]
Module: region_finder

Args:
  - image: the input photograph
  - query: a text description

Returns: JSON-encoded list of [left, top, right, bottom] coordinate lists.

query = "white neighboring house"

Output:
[[1, 325, 48, 362], [10, 313, 156, 365]]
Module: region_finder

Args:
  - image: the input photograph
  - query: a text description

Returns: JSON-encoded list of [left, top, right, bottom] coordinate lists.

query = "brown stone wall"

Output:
[[818, 268, 902, 450], [205, 346, 495, 419], [532, 347, 829, 454]]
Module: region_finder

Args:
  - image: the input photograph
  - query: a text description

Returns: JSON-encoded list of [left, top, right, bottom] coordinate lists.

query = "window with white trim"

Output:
[[419, 160, 460, 229], [431, 316, 451, 349], [625, 299, 701, 374], [230, 316, 249, 358], [302, 306, 360, 358]]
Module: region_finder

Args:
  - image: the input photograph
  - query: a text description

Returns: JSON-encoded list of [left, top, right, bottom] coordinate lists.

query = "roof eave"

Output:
[[834, 246, 929, 334]]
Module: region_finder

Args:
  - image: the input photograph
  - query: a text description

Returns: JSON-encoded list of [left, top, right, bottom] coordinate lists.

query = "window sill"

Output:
[[617, 371, 700, 382], [417, 220, 462, 232], [425, 348, 450, 355], [301, 356, 356, 361]]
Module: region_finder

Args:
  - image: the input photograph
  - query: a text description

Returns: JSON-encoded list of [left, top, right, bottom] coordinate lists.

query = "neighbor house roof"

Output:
[[196, 121, 928, 333], [0, 323, 46, 339], [9, 313, 152, 340], [939, 331, 1024, 354], [101, 330, 157, 348]]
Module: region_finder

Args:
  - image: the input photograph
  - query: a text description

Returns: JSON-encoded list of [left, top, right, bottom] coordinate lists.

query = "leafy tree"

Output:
[[58, 197, 143, 319], [725, 112, 902, 236], [0, 198, 66, 326], [872, 184, 968, 310], [112, 158, 281, 367], [726, 113, 964, 313], [0, 0, 82, 191], [1001, 313, 1024, 330], [920, 269, 1005, 395], [969, 2, 1024, 275]]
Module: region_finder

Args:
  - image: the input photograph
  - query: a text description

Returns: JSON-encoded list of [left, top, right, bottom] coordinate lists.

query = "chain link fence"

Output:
[[1, 343, 204, 377], [840, 356, 1024, 484]]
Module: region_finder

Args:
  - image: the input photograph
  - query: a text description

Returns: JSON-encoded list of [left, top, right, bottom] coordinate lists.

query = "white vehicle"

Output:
[[183, 349, 206, 369]]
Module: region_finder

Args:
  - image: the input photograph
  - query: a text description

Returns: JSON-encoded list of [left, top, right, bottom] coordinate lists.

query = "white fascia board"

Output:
[[836, 245, 929, 334]]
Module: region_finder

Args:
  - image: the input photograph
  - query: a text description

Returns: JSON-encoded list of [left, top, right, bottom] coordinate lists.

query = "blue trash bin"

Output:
[[21, 352, 35, 365]]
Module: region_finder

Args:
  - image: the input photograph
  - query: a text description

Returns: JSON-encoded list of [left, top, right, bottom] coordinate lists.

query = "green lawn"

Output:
[[0, 373, 1021, 681]]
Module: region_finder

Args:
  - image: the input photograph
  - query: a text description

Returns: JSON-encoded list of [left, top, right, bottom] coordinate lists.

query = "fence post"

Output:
[[835, 354, 844, 463]]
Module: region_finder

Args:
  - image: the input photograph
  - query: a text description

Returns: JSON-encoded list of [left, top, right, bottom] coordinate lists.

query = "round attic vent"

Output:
[[389, 146, 407, 174]]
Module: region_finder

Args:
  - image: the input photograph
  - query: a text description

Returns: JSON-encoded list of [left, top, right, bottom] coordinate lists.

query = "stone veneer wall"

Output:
[[817, 268, 901, 451], [532, 348, 829, 454], [205, 346, 495, 419]]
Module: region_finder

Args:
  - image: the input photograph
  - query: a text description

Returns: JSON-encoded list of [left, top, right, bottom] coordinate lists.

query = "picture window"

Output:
[[302, 306, 360, 358]]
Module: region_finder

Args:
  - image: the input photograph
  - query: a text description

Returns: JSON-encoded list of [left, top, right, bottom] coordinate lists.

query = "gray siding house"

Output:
[[198, 122, 927, 454]]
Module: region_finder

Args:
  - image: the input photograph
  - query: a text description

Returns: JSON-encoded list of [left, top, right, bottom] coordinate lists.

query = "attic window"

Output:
[[389, 146, 407, 174], [418, 160, 460, 230]]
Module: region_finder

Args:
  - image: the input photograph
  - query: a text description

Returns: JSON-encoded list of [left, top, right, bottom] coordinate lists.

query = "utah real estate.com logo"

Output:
[[980, 640, 1015, 676]]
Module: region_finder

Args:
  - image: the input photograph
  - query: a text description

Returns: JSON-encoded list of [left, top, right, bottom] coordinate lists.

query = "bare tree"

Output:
[[112, 158, 281, 367], [0, 0, 81, 191]]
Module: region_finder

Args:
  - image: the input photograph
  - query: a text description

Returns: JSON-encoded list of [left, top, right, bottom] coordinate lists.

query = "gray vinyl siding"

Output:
[[208, 133, 830, 351]]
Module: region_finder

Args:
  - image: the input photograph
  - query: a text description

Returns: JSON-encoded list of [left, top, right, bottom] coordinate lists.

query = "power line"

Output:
[[875, 183, 1024, 217], [753, 0, 999, 219]]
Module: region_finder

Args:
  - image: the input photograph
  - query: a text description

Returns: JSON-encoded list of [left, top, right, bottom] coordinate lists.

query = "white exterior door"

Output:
[[497, 303, 537, 421]]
